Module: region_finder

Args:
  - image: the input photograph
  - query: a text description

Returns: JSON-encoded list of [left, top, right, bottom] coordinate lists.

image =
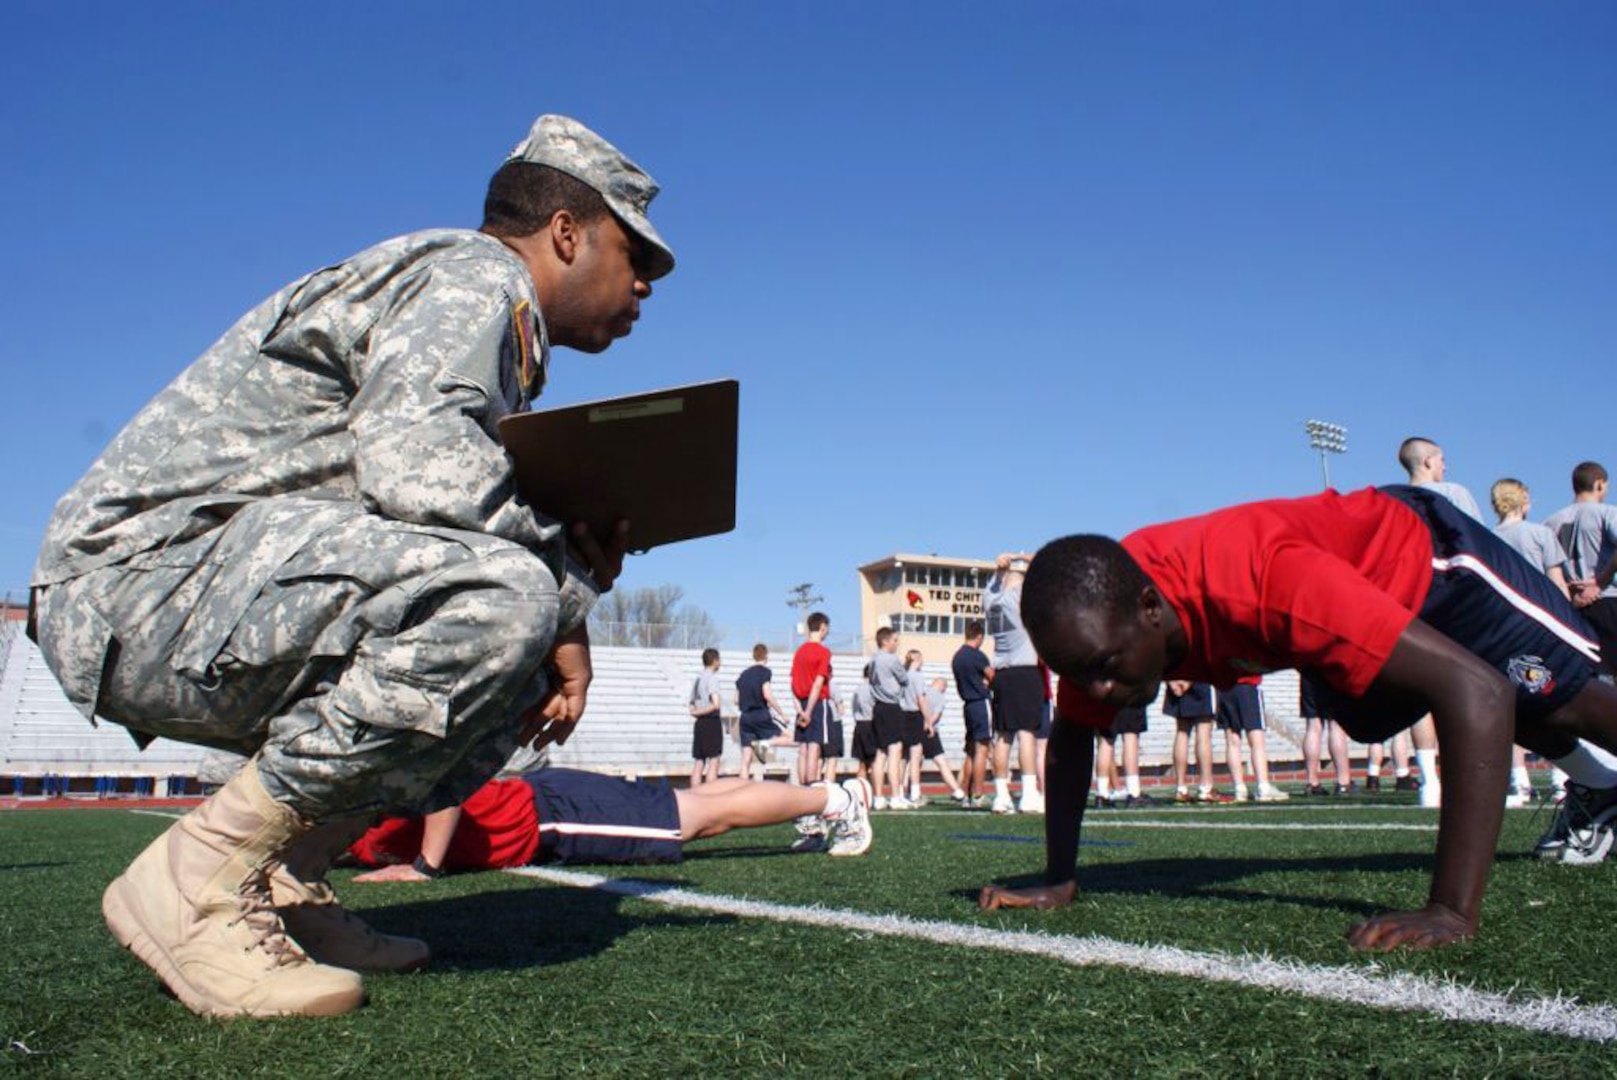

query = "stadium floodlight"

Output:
[[1304, 419, 1348, 490]]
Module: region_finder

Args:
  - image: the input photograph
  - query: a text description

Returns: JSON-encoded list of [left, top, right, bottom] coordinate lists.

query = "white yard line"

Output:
[[1086, 819, 1437, 832], [509, 865, 1617, 1044], [129, 809, 186, 820]]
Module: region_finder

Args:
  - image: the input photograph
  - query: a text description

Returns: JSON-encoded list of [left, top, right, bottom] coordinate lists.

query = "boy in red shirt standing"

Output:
[[979, 485, 1617, 951], [791, 612, 836, 786]]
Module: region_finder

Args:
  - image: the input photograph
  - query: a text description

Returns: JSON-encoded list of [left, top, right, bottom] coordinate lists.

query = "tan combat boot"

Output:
[[270, 818, 431, 973], [101, 765, 366, 1018]]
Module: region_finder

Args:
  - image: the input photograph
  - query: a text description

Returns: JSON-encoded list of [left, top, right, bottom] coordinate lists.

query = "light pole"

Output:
[[1304, 419, 1348, 490], [785, 583, 824, 645]]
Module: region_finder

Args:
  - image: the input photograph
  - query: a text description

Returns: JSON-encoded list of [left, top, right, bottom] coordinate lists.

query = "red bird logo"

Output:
[[905, 589, 925, 610]]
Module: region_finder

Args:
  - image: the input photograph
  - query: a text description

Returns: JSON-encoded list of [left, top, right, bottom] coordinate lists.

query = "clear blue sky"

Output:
[[3, 2, 1613, 645]]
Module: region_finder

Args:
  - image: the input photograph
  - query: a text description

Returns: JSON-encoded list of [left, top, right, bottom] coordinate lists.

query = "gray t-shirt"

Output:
[[1417, 480, 1484, 523], [1493, 521, 1567, 579], [851, 682, 875, 723], [899, 667, 922, 711], [1544, 502, 1617, 598], [870, 650, 909, 704], [983, 575, 1038, 667], [690, 670, 720, 714], [919, 682, 947, 724]]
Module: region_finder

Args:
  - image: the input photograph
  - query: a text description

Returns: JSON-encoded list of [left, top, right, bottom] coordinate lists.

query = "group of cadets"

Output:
[[692, 450, 1617, 848]]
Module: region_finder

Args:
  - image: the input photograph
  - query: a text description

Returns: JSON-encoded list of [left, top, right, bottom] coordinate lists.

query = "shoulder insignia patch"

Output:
[[512, 300, 539, 405]]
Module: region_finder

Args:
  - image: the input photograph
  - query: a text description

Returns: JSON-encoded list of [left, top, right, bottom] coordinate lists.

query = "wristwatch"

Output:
[[412, 855, 445, 879]]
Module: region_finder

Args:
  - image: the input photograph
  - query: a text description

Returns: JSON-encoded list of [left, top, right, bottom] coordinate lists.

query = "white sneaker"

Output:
[[755, 741, 774, 765], [889, 795, 916, 811], [790, 832, 828, 854], [1505, 789, 1529, 809], [950, 790, 970, 805], [1018, 791, 1045, 815], [1549, 782, 1617, 865], [1419, 781, 1442, 809], [873, 796, 889, 811], [1255, 784, 1290, 803], [1233, 786, 1250, 803], [991, 793, 1016, 815], [828, 778, 873, 856]]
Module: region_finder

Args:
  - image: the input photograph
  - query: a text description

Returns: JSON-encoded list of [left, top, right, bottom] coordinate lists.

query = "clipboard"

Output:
[[498, 379, 738, 553]]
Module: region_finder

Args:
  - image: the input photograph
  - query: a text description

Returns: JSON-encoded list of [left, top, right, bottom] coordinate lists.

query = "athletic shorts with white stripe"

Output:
[[525, 768, 684, 865], [1317, 485, 1600, 743]]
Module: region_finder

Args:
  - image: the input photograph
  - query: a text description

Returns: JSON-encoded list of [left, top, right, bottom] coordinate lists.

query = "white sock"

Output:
[[820, 783, 852, 818], [1511, 766, 1531, 791], [994, 778, 1010, 799], [1416, 749, 1439, 784], [1367, 760, 1381, 778], [1126, 775, 1141, 798], [1096, 780, 1112, 799], [1394, 766, 1409, 778], [909, 785, 921, 802], [1022, 780, 1040, 798], [1552, 744, 1617, 789]]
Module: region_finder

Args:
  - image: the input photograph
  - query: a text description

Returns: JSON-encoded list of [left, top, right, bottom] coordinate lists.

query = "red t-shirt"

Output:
[[348, 778, 540, 871], [791, 640, 833, 701], [1058, 488, 1433, 730]]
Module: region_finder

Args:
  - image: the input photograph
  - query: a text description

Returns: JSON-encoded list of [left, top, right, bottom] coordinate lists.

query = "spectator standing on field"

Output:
[[869, 627, 911, 810], [1544, 461, 1617, 678], [952, 621, 995, 807], [984, 552, 1044, 815], [689, 649, 724, 787], [736, 644, 787, 781]]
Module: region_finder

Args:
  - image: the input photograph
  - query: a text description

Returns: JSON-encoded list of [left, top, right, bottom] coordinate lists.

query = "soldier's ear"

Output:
[[548, 210, 581, 265]]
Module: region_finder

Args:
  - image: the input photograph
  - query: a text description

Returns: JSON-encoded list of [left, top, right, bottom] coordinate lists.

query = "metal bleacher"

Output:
[[1, 607, 1310, 798]]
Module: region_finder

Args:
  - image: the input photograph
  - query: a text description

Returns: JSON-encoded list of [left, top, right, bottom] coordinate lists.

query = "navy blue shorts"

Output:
[[1036, 699, 1053, 739], [962, 699, 992, 744], [826, 717, 846, 759], [1163, 683, 1214, 718], [795, 698, 835, 745], [527, 768, 683, 866], [922, 727, 946, 759], [1321, 486, 1601, 743], [873, 700, 907, 748], [1109, 706, 1148, 736], [1297, 674, 1336, 721], [901, 710, 925, 748], [1215, 683, 1265, 732], [992, 666, 1044, 734], [739, 709, 778, 748], [852, 719, 880, 761]]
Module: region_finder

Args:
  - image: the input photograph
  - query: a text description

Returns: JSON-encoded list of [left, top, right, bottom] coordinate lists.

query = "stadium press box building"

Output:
[[857, 553, 999, 665]]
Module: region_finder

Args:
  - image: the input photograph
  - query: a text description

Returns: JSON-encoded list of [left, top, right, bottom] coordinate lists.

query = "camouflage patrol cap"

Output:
[[507, 114, 675, 281]]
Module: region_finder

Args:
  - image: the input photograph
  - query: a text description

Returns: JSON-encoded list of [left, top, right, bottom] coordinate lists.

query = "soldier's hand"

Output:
[[523, 626, 593, 747], [571, 519, 630, 592]]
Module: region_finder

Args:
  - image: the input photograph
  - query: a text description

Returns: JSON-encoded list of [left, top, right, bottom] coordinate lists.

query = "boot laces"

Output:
[[230, 869, 310, 968]]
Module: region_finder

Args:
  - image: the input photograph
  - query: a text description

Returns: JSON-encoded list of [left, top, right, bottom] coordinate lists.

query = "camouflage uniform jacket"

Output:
[[32, 228, 598, 632]]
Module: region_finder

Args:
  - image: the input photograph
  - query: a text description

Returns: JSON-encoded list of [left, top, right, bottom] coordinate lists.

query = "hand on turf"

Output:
[[1346, 903, 1476, 951], [353, 862, 432, 884], [978, 880, 1077, 911], [570, 519, 630, 593]]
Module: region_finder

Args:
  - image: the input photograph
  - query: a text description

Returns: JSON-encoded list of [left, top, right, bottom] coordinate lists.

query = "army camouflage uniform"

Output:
[[30, 229, 600, 819]]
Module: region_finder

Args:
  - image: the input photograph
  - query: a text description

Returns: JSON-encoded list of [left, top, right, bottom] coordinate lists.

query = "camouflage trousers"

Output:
[[31, 500, 559, 819]]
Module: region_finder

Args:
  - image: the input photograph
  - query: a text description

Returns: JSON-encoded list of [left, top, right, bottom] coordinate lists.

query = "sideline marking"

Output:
[[920, 811, 1437, 831], [130, 810, 186, 821], [510, 865, 1617, 1043]]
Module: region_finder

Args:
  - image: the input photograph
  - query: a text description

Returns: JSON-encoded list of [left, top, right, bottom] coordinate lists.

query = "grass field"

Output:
[[3, 793, 1615, 1077]]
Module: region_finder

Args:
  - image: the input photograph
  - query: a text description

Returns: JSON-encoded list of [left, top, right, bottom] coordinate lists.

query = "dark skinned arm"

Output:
[[978, 712, 1094, 910], [1346, 617, 1514, 951]]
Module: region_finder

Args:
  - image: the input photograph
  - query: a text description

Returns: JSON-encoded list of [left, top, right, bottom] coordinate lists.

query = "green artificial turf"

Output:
[[2, 800, 1614, 1077]]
